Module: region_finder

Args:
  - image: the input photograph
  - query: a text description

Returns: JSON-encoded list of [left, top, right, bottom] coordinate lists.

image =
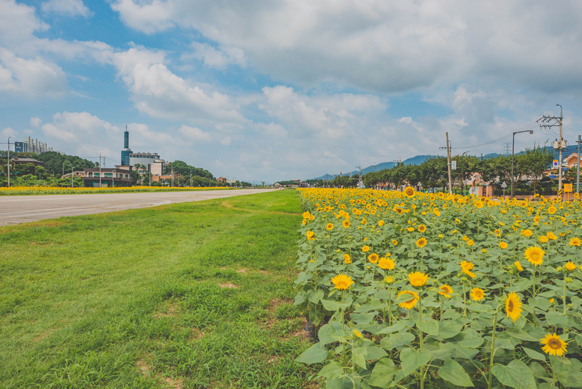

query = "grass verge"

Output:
[[0, 190, 315, 388]]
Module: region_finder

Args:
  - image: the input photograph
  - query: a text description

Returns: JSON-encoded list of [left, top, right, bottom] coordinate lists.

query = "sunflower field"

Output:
[[294, 188, 582, 389], [0, 186, 233, 196]]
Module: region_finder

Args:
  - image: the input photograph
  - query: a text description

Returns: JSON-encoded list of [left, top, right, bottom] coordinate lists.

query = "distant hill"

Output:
[[308, 145, 580, 181], [310, 155, 436, 180]]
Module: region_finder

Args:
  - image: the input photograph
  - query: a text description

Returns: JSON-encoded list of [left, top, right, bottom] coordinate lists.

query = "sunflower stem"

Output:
[[341, 291, 347, 367], [487, 307, 500, 389], [419, 292, 425, 389], [563, 270, 568, 334], [463, 283, 467, 329]]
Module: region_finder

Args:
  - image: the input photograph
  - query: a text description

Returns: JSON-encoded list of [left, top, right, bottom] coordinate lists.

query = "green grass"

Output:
[[0, 190, 315, 388]]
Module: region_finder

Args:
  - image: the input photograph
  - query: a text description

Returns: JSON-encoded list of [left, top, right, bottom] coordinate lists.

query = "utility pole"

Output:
[[7, 136, 11, 187], [577, 135, 581, 194], [190, 169, 192, 187], [99, 154, 102, 188], [71, 166, 75, 187], [538, 105, 565, 191], [443, 133, 452, 194]]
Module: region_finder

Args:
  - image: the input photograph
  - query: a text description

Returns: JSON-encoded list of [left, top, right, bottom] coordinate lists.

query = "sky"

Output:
[[1, 0, 582, 183]]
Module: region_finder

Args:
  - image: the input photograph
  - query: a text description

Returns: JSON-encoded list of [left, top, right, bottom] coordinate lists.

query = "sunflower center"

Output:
[[531, 253, 539, 261], [405, 297, 415, 304], [548, 339, 562, 349], [508, 300, 514, 311], [337, 281, 348, 289]]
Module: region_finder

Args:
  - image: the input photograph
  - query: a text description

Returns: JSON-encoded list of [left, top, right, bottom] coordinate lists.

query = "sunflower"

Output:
[[494, 229, 502, 237], [407, 227, 415, 232], [439, 284, 453, 298], [500, 242, 508, 249], [302, 211, 311, 219], [392, 239, 398, 246], [343, 254, 351, 264], [418, 224, 427, 233], [385, 276, 394, 283], [408, 272, 429, 287], [378, 220, 385, 227], [394, 207, 404, 215], [326, 223, 334, 231], [342, 220, 350, 228], [541, 333, 567, 356], [368, 253, 379, 263], [470, 287, 485, 301], [378, 257, 395, 270], [434, 210, 441, 217], [362, 246, 370, 252], [522, 229, 533, 237], [505, 292, 522, 321], [404, 187, 415, 197], [397, 290, 419, 310], [306, 231, 316, 241], [548, 206, 557, 214], [547, 232, 557, 240], [514, 261, 523, 271], [467, 239, 474, 246], [461, 260, 476, 278], [416, 237, 428, 248], [565, 262, 577, 271], [539, 236, 549, 243], [569, 237, 581, 247], [482, 248, 487, 253], [353, 329, 362, 338], [524, 246, 545, 266], [331, 274, 354, 290]]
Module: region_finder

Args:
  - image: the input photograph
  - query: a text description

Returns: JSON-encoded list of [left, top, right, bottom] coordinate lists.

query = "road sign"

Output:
[[451, 161, 457, 170], [565, 184, 573, 193], [549, 175, 557, 178], [501, 182, 507, 189], [553, 160, 559, 168]]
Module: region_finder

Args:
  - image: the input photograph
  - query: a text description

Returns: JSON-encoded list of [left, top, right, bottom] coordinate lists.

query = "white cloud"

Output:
[[0, 48, 68, 97], [178, 125, 212, 142], [183, 42, 246, 69], [1, 127, 17, 138], [112, 48, 246, 123], [111, 0, 582, 93], [41, 0, 91, 17], [30, 117, 42, 127]]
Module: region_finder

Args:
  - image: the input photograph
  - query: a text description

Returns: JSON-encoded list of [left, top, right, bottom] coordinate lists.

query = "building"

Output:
[[14, 137, 54, 153], [11, 157, 45, 167], [63, 165, 134, 187], [217, 177, 227, 183], [120, 129, 166, 177]]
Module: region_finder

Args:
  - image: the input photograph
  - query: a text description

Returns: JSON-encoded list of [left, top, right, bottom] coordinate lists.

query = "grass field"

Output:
[[0, 190, 314, 388]]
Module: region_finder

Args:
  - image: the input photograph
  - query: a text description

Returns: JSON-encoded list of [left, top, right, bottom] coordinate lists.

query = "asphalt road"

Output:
[[0, 189, 275, 226]]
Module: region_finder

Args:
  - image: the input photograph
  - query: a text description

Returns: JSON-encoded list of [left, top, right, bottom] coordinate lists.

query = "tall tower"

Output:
[[121, 126, 132, 165]]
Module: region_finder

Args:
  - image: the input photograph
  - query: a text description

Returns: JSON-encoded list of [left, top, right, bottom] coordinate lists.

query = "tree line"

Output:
[[319, 145, 556, 195]]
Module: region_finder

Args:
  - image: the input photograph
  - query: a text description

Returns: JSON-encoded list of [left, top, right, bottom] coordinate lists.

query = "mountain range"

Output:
[[309, 145, 581, 180]]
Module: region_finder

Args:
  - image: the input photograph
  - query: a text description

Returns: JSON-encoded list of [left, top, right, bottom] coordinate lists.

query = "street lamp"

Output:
[[511, 130, 534, 198], [71, 166, 75, 188], [7, 136, 11, 187]]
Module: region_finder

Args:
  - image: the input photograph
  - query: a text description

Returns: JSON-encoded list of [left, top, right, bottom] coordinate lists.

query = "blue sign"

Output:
[[549, 175, 557, 178]]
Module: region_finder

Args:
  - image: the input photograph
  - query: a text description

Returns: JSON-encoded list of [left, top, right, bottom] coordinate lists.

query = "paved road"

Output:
[[0, 189, 275, 226]]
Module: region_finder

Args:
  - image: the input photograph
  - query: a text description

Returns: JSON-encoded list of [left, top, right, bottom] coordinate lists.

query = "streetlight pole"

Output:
[[511, 129, 534, 198], [557, 104, 563, 191], [71, 166, 75, 188], [7, 136, 11, 187], [577, 135, 581, 194]]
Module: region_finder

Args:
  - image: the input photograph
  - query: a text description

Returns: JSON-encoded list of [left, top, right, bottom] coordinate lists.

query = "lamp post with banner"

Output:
[[501, 182, 507, 197]]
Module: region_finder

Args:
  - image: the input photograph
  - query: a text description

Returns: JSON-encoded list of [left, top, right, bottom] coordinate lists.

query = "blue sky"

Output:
[[1, 0, 582, 182]]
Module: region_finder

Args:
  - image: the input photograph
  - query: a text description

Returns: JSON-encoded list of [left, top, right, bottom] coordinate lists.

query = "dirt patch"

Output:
[[0, 220, 68, 234], [162, 376, 184, 389], [32, 327, 55, 343], [136, 359, 150, 376], [221, 202, 234, 209], [219, 283, 238, 288], [268, 298, 292, 315], [220, 267, 226, 270], [259, 270, 270, 275], [153, 302, 180, 318], [290, 317, 310, 340], [192, 328, 204, 340], [236, 268, 247, 274]]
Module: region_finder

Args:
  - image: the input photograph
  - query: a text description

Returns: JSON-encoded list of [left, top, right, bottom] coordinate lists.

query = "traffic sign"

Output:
[[549, 175, 557, 178], [565, 184, 573, 193], [451, 161, 457, 170], [564, 168, 569, 171], [501, 182, 507, 189], [553, 160, 559, 168]]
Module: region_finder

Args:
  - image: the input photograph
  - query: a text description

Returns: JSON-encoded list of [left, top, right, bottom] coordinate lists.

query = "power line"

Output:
[[451, 121, 538, 150]]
